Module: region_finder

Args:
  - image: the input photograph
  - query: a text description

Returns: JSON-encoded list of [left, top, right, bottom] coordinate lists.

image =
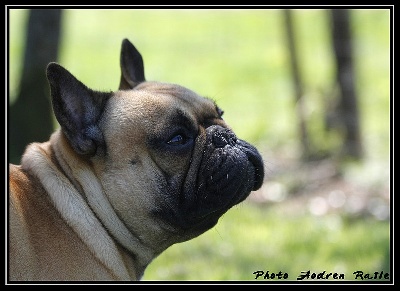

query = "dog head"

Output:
[[46, 39, 264, 252]]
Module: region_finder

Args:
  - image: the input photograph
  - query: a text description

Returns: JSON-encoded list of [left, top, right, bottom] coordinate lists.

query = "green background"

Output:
[[8, 8, 391, 282]]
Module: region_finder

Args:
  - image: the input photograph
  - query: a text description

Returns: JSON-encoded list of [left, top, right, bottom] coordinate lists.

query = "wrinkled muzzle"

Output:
[[153, 125, 264, 237], [199, 125, 264, 201], [181, 125, 264, 231], [199, 125, 264, 196]]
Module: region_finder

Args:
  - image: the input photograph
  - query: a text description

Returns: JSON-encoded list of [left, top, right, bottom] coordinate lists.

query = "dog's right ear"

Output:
[[119, 38, 146, 90]]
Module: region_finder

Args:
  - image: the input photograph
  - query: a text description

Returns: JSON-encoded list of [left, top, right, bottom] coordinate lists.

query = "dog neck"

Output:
[[21, 130, 155, 280]]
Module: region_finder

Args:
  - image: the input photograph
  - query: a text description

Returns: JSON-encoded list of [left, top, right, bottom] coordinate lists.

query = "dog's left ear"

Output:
[[47, 62, 110, 157], [119, 38, 146, 90]]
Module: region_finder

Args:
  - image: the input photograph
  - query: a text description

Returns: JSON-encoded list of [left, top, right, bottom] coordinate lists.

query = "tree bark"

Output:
[[331, 9, 363, 160], [283, 9, 311, 160], [9, 9, 63, 164]]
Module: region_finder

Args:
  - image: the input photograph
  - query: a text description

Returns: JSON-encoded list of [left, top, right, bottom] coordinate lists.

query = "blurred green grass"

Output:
[[143, 205, 390, 281], [8, 8, 391, 282]]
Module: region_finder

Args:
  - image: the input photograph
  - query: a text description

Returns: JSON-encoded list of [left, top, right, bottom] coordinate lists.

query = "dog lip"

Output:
[[250, 153, 265, 190], [236, 140, 265, 190]]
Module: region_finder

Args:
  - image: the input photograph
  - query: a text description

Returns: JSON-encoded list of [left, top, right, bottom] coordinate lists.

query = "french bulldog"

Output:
[[8, 38, 264, 281]]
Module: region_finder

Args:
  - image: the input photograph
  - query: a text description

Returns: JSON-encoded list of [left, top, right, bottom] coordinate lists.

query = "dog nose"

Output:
[[211, 126, 237, 148]]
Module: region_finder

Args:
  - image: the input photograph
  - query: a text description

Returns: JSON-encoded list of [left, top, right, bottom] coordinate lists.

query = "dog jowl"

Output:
[[8, 38, 264, 281]]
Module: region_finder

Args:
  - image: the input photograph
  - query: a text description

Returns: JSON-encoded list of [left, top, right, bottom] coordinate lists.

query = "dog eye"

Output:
[[167, 134, 187, 145]]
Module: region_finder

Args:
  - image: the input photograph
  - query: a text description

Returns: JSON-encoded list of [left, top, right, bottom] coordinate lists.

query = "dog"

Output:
[[8, 39, 264, 281]]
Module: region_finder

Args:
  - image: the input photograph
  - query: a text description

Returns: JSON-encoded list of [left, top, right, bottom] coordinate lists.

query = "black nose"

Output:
[[210, 126, 237, 148]]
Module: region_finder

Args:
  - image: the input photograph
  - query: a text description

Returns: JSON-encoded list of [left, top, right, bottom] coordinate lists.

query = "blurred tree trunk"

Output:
[[283, 9, 311, 160], [9, 9, 63, 164], [331, 9, 363, 160]]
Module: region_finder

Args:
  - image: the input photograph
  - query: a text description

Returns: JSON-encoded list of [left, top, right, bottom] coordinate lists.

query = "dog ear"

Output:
[[119, 38, 146, 90], [46, 62, 110, 157]]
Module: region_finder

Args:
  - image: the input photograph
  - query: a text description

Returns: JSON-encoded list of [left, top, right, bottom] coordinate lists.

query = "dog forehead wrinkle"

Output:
[[161, 108, 196, 133]]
